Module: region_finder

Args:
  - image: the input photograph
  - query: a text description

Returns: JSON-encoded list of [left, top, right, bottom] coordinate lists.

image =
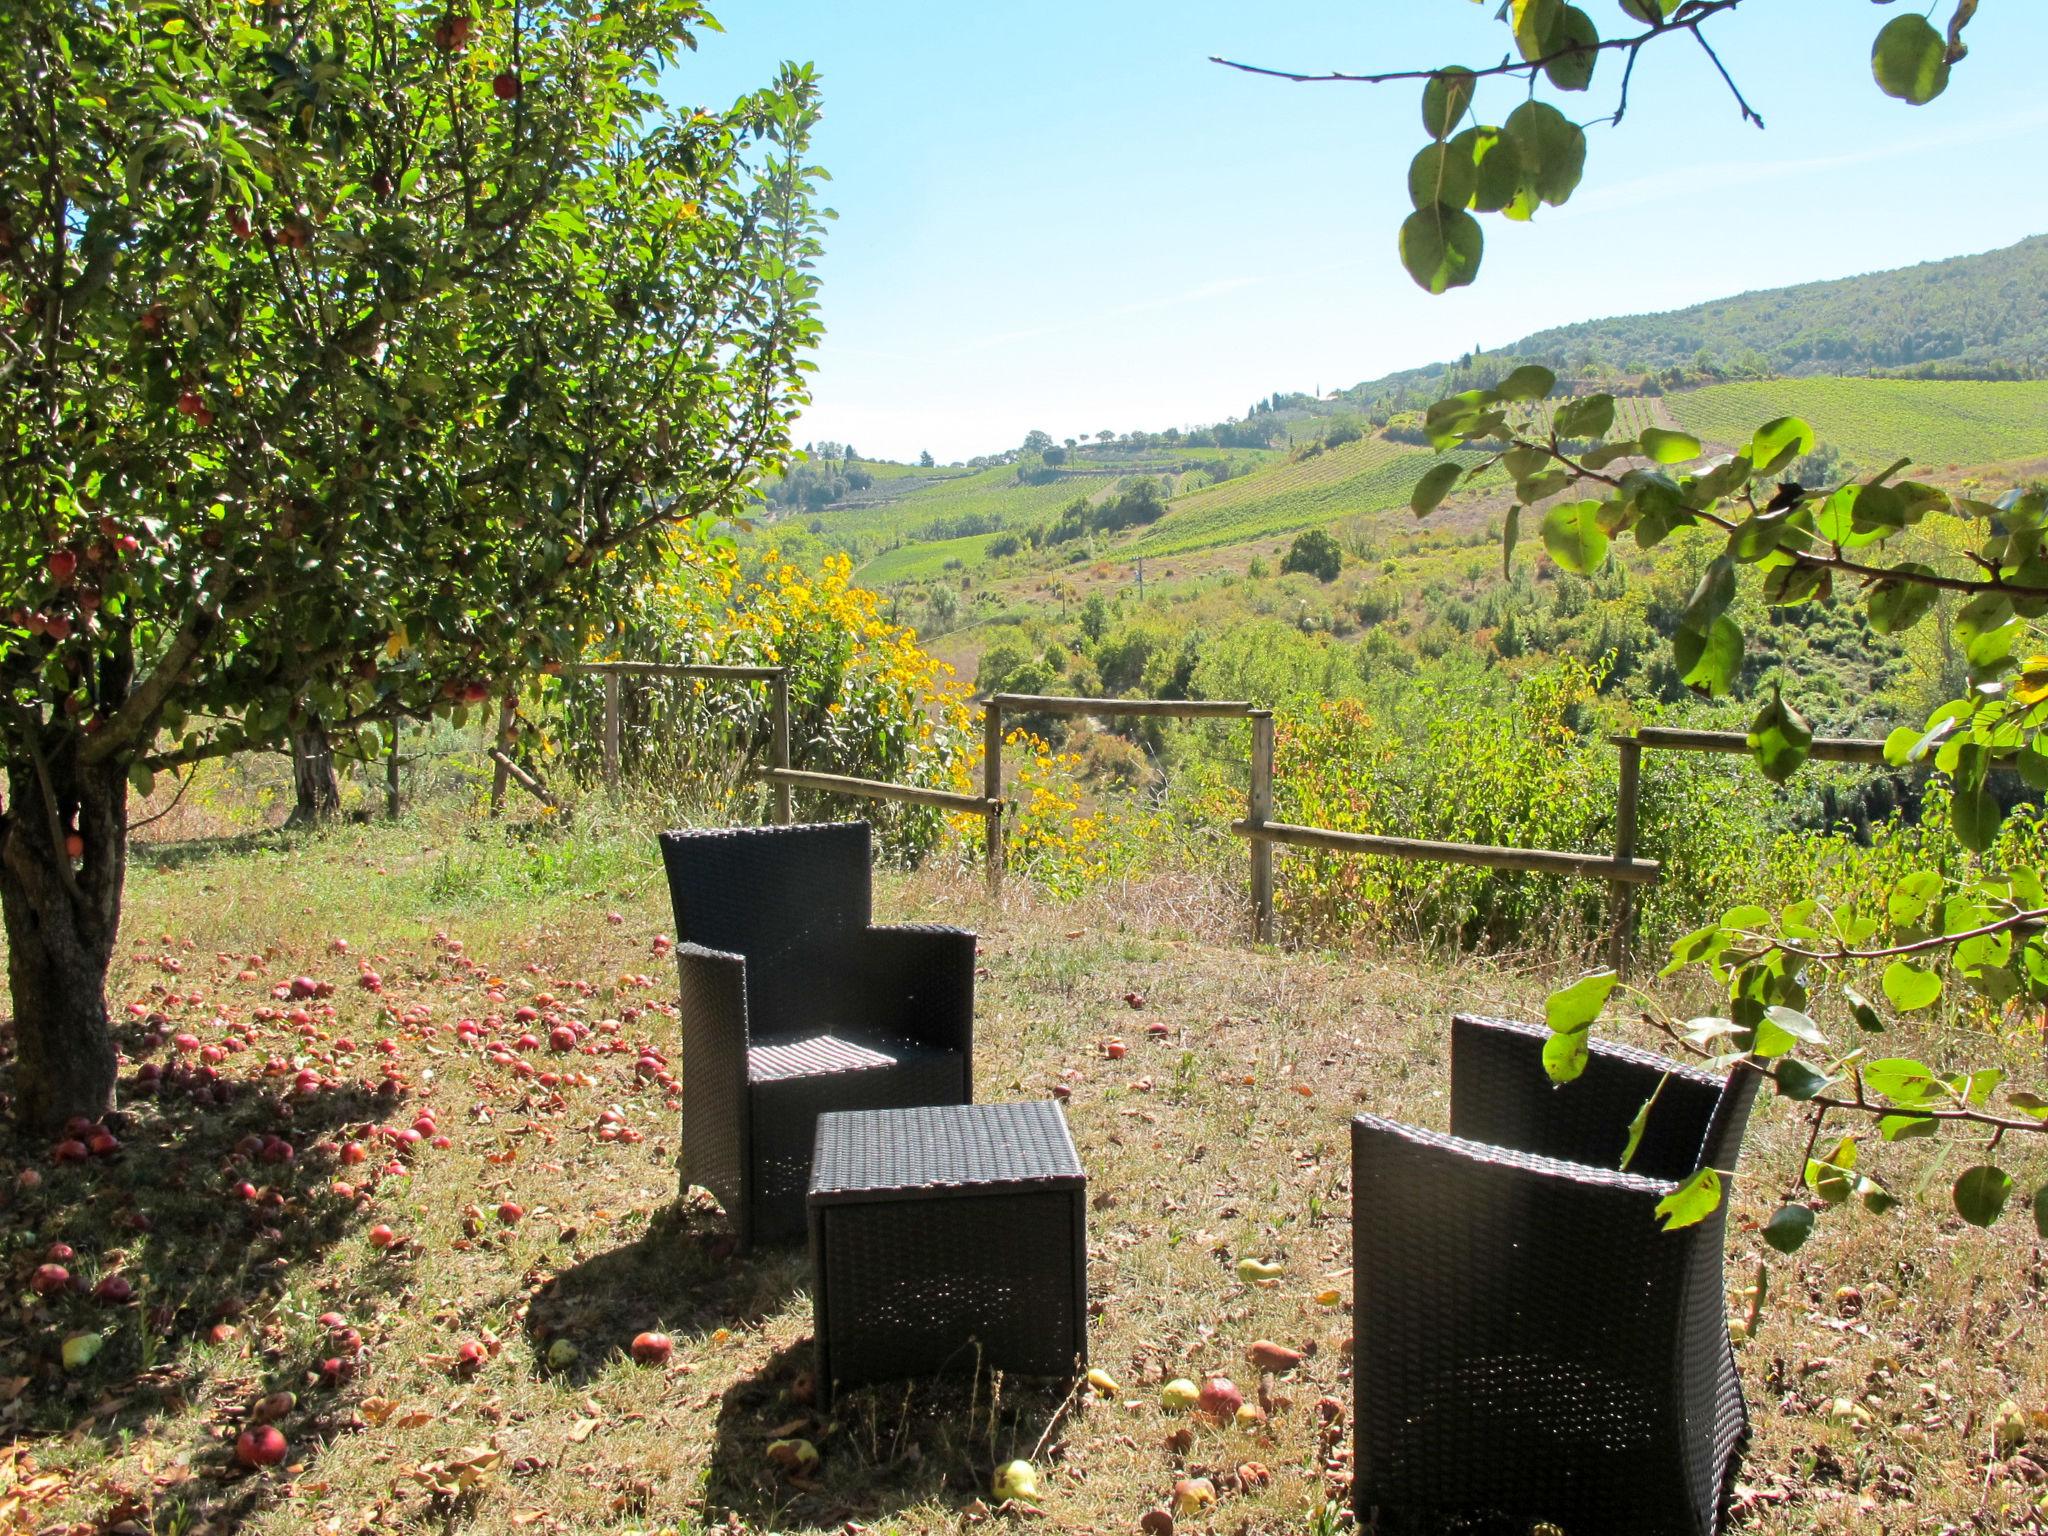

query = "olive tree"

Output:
[[1225, 0, 2046, 1239], [0, 0, 824, 1130]]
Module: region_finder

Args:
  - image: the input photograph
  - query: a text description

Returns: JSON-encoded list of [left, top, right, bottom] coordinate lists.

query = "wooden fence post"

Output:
[[771, 668, 792, 825], [983, 700, 1004, 893], [385, 724, 401, 820], [489, 693, 516, 815], [601, 670, 622, 791], [1608, 737, 1643, 977], [1249, 710, 1275, 944]]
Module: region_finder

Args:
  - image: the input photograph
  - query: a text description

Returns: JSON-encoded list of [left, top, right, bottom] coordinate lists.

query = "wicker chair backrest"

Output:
[[658, 821, 873, 961], [1697, 1059, 1763, 1180]]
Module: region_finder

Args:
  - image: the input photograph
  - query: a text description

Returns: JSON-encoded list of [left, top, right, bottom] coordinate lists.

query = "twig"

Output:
[[1764, 908, 2048, 964], [1688, 20, 1764, 128], [127, 767, 197, 831]]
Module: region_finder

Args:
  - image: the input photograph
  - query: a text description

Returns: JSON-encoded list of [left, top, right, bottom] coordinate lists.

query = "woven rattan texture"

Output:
[[809, 1099, 1083, 1202], [659, 822, 975, 1248], [809, 1102, 1087, 1395], [1354, 1015, 1759, 1536]]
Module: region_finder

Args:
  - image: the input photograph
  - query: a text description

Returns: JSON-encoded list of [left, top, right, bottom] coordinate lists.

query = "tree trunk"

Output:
[[288, 709, 343, 825], [1, 753, 126, 1134]]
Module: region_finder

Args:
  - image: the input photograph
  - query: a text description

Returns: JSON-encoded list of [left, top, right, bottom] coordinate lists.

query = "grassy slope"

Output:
[[1663, 377, 2048, 469], [7, 803, 2043, 1534]]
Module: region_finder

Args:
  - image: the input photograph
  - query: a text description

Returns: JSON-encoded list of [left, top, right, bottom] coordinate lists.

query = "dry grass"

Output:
[[1, 804, 2045, 1535]]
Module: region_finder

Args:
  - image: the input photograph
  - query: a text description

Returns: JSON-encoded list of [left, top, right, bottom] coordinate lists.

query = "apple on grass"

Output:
[[630, 1330, 673, 1365], [236, 1424, 288, 1467]]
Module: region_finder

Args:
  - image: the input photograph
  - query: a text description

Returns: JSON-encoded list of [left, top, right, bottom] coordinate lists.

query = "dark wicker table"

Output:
[[808, 1100, 1087, 1398]]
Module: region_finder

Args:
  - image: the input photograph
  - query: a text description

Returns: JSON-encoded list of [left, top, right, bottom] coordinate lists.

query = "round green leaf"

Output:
[[1463, 125, 1522, 214], [1746, 685, 1812, 784], [1653, 1167, 1722, 1231], [1552, 393, 1614, 440], [1674, 616, 1742, 699], [1866, 564, 1941, 634], [1511, 0, 1563, 62], [1953, 1164, 2013, 1227], [1762, 1204, 1816, 1254], [1407, 142, 1478, 213], [1880, 961, 1942, 1013], [1545, 968, 1617, 1032], [1496, 364, 1557, 403], [1639, 428, 1702, 465], [1502, 100, 1586, 208], [1541, 4, 1600, 92], [1748, 416, 1815, 476], [1410, 461, 1463, 519], [1772, 1058, 1831, 1101], [1399, 205, 1484, 295], [1871, 14, 1951, 104], [1540, 499, 1609, 574], [1421, 68, 1477, 140]]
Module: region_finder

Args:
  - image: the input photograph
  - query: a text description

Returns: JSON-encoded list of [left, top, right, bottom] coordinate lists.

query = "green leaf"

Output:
[[2034, 1185, 2048, 1240], [1953, 1164, 2013, 1227], [1866, 1056, 1942, 1104], [1867, 564, 1941, 634], [1871, 14, 1951, 104], [1654, 1168, 1722, 1231], [1840, 984, 1885, 1034], [1501, 506, 1520, 578], [1400, 205, 1485, 294], [1860, 1178, 1900, 1216], [1541, 1027, 1588, 1085], [1420, 68, 1477, 140], [1545, 969, 1617, 1032], [1877, 1113, 1938, 1142], [1746, 684, 1812, 784], [1752, 1005, 1825, 1060], [1951, 779, 2002, 853], [1772, 1058, 1831, 1101], [1748, 417, 1816, 476], [1880, 961, 1942, 1013], [1619, 1092, 1653, 1172], [1886, 868, 1943, 924], [1463, 125, 1522, 215], [1407, 142, 1478, 213], [1502, 100, 1585, 207], [1510, 0, 1563, 62], [1806, 1137, 1857, 1205], [1410, 461, 1463, 519], [127, 762, 156, 798], [1541, 4, 1599, 92], [1552, 393, 1614, 440], [1541, 499, 1609, 574], [1762, 1203, 1816, 1254], [1496, 364, 1556, 402], [1674, 616, 1742, 698], [2007, 1090, 2048, 1121], [1638, 428, 1702, 465], [1814, 484, 1858, 543]]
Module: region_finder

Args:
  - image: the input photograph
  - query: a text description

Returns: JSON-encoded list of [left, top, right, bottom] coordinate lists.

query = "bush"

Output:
[[1282, 529, 1344, 582]]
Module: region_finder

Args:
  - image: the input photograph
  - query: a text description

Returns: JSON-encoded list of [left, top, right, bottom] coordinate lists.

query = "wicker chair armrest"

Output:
[[842, 923, 975, 1065], [1449, 1013, 1726, 1183], [674, 942, 752, 1230]]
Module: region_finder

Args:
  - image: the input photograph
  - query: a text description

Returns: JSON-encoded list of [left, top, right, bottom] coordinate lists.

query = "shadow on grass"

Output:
[[703, 1339, 1077, 1527], [0, 1017, 417, 1529], [519, 1205, 806, 1384]]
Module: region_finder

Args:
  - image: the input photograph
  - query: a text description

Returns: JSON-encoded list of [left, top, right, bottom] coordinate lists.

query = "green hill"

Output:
[[1338, 234, 2048, 414]]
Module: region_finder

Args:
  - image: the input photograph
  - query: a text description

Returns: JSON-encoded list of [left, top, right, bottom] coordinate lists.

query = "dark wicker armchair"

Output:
[[1353, 1013, 1762, 1536], [658, 821, 974, 1248]]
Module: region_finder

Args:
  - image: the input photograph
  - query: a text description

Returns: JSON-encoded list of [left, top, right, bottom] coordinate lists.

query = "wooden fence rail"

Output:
[[488, 667, 1923, 971]]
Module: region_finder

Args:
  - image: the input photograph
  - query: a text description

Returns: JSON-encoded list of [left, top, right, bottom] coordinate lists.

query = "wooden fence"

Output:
[[487, 666, 1904, 971]]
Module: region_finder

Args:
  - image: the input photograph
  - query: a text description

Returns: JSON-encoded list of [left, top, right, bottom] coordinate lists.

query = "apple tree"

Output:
[[0, 0, 824, 1130], [1225, 0, 2048, 1237]]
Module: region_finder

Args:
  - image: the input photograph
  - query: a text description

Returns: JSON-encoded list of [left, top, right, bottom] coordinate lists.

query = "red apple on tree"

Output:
[[493, 70, 521, 100]]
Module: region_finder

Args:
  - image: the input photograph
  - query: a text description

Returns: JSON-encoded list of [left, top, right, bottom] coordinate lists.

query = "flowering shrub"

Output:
[[548, 543, 975, 859], [1000, 731, 1165, 900]]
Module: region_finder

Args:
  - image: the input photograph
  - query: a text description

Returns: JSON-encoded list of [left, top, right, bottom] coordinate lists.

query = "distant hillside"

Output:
[[1341, 235, 2048, 410]]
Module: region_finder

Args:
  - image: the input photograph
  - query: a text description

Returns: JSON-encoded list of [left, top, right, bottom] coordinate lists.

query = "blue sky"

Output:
[[680, 3, 2048, 464]]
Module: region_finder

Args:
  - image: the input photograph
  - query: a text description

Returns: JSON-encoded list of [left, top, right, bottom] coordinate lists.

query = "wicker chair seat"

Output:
[[748, 1032, 925, 1083]]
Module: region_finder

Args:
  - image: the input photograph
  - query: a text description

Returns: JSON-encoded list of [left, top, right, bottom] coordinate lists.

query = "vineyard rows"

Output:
[[1663, 378, 2048, 469]]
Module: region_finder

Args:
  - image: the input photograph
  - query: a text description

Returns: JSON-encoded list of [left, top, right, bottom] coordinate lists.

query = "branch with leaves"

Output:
[[1216, 0, 1984, 293]]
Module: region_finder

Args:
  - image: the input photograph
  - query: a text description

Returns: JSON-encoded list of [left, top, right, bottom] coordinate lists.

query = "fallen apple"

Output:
[[1170, 1476, 1216, 1517], [236, 1424, 288, 1467], [253, 1390, 296, 1421], [61, 1331, 104, 1371], [764, 1437, 818, 1474], [546, 1337, 579, 1369], [30, 1263, 71, 1296], [367, 1224, 399, 1248], [1160, 1378, 1201, 1413], [497, 1200, 524, 1225], [1084, 1367, 1120, 1397], [992, 1458, 1039, 1502], [1235, 1257, 1284, 1285], [1195, 1375, 1243, 1424], [630, 1330, 673, 1365], [93, 1274, 134, 1304], [1246, 1339, 1303, 1374]]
